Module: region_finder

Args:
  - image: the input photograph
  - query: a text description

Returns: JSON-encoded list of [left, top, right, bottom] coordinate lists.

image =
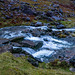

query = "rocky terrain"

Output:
[[0, 0, 75, 74]]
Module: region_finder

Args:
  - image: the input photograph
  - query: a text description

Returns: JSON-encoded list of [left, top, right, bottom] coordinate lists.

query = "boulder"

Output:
[[46, 11, 53, 17], [10, 47, 23, 54], [59, 8, 63, 14], [27, 58, 39, 67], [56, 24, 65, 29], [26, 17, 30, 21], [10, 36, 24, 42], [0, 45, 13, 54], [35, 22, 42, 27], [0, 38, 9, 44], [19, 40, 35, 47], [19, 40, 43, 49], [69, 55, 75, 67]]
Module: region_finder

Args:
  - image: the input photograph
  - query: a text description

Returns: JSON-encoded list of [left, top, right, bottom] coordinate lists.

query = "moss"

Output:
[[58, 34, 67, 38], [0, 52, 74, 75], [71, 33, 75, 37], [61, 18, 75, 28]]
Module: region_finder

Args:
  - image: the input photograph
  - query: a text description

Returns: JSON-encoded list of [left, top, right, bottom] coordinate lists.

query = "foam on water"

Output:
[[32, 50, 54, 58], [0, 26, 74, 62]]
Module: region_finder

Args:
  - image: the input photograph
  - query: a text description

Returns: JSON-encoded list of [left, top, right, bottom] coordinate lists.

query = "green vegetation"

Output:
[[61, 18, 75, 28], [0, 52, 74, 75]]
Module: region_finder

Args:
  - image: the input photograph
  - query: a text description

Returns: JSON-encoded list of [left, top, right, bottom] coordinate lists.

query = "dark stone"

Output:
[[69, 55, 75, 67], [0, 0, 4, 3], [27, 58, 39, 67], [21, 5, 33, 15], [0, 38, 9, 44], [0, 45, 13, 54], [46, 11, 53, 17], [19, 40, 43, 49], [47, 17, 53, 21], [11, 47, 23, 54], [26, 17, 30, 21], [19, 40, 35, 47], [35, 22, 42, 27], [10, 42, 22, 47], [5, 15, 12, 19], [10, 36, 24, 42], [59, 8, 63, 14], [56, 24, 65, 29]]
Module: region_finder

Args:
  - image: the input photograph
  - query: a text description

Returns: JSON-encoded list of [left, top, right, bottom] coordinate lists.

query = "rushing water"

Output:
[[0, 26, 75, 62]]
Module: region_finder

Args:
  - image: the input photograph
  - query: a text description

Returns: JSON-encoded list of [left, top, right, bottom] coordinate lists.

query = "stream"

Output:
[[0, 26, 75, 62]]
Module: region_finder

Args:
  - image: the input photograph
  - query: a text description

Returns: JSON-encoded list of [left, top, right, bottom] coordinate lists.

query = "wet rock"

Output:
[[69, 55, 75, 67], [35, 22, 42, 27], [19, 40, 35, 47], [10, 36, 24, 42], [10, 42, 22, 47], [0, 38, 9, 44], [11, 47, 23, 54], [0, 45, 13, 54], [19, 40, 43, 49], [31, 29, 41, 37], [27, 58, 39, 67], [56, 24, 65, 29]]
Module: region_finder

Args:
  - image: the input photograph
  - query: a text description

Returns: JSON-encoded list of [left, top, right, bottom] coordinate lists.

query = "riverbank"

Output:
[[0, 52, 75, 75]]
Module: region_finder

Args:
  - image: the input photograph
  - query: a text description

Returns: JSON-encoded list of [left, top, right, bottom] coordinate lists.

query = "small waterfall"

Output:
[[0, 26, 75, 62]]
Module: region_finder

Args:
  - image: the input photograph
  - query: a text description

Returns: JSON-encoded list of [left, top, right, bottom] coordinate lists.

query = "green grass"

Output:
[[0, 52, 74, 75]]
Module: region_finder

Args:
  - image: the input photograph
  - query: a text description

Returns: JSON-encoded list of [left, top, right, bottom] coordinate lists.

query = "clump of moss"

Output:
[[71, 33, 75, 37], [58, 34, 67, 38]]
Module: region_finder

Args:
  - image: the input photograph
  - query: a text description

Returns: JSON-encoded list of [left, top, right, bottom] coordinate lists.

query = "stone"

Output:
[[52, 16, 61, 21], [0, 38, 9, 44], [27, 58, 39, 67], [59, 8, 63, 14], [10, 36, 24, 42], [11, 47, 23, 54], [19, 40, 35, 47], [69, 55, 75, 67], [19, 40, 43, 49], [35, 22, 42, 27], [56, 24, 65, 29], [0, 45, 13, 54], [46, 11, 53, 17], [26, 17, 30, 21], [5, 15, 12, 19]]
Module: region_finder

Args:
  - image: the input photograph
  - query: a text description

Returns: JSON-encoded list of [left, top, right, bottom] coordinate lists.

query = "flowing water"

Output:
[[0, 26, 75, 62]]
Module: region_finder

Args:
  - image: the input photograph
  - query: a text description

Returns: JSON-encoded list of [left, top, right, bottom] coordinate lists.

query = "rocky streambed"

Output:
[[0, 26, 75, 63]]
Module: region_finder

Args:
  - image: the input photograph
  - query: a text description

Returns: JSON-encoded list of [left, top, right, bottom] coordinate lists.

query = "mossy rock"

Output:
[[71, 33, 75, 37], [58, 34, 67, 38]]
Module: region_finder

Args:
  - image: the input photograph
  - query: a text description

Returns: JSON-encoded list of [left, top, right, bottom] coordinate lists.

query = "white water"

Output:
[[0, 26, 74, 62]]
